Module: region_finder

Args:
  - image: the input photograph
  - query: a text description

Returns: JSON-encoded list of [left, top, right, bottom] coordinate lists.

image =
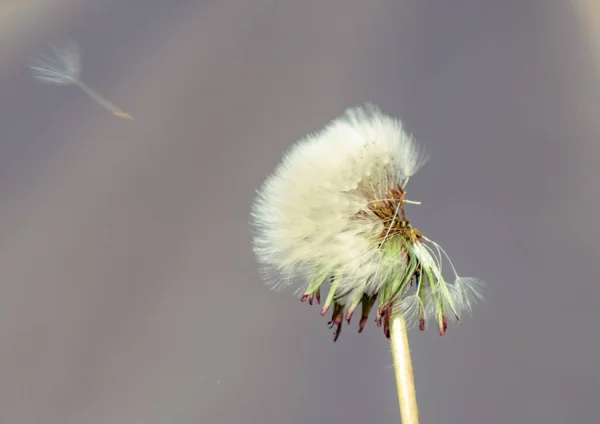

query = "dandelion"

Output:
[[30, 39, 134, 120], [251, 104, 484, 424]]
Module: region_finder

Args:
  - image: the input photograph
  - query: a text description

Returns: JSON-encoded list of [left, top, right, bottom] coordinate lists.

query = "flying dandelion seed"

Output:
[[251, 104, 483, 341], [30, 39, 134, 120]]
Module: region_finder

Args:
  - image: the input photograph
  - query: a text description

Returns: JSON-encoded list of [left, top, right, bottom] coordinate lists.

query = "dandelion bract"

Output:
[[251, 104, 483, 341]]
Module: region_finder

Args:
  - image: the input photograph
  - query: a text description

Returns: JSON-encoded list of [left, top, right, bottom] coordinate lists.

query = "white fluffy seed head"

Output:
[[252, 105, 484, 339], [251, 104, 428, 299]]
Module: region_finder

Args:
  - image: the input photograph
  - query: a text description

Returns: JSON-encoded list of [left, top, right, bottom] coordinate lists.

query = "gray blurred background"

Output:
[[0, 0, 599, 423]]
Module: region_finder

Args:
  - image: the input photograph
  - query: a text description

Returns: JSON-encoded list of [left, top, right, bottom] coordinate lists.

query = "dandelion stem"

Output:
[[390, 313, 419, 424]]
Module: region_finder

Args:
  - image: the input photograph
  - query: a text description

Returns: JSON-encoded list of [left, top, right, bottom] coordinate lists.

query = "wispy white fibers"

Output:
[[251, 104, 483, 340], [253, 105, 424, 292], [30, 39, 134, 119]]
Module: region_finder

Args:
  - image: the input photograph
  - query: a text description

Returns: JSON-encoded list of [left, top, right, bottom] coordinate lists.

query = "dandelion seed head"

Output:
[[251, 104, 482, 340]]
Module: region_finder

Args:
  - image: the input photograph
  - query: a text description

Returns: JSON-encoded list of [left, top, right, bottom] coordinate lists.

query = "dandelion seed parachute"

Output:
[[251, 104, 483, 341], [30, 39, 134, 120]]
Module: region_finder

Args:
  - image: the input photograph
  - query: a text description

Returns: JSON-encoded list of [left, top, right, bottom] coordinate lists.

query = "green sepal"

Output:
[[303, 268, 330, 296], [346, 290, 364, 318], [423, 264, 438, 310], [321, 277, 339, 314], [439, 281, 460, 318], [360, 293, 377, 319], [381, 243, 417, 309]]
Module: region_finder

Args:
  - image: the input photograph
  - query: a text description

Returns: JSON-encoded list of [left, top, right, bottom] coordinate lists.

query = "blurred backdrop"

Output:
[[0, 1, 599, 423]]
